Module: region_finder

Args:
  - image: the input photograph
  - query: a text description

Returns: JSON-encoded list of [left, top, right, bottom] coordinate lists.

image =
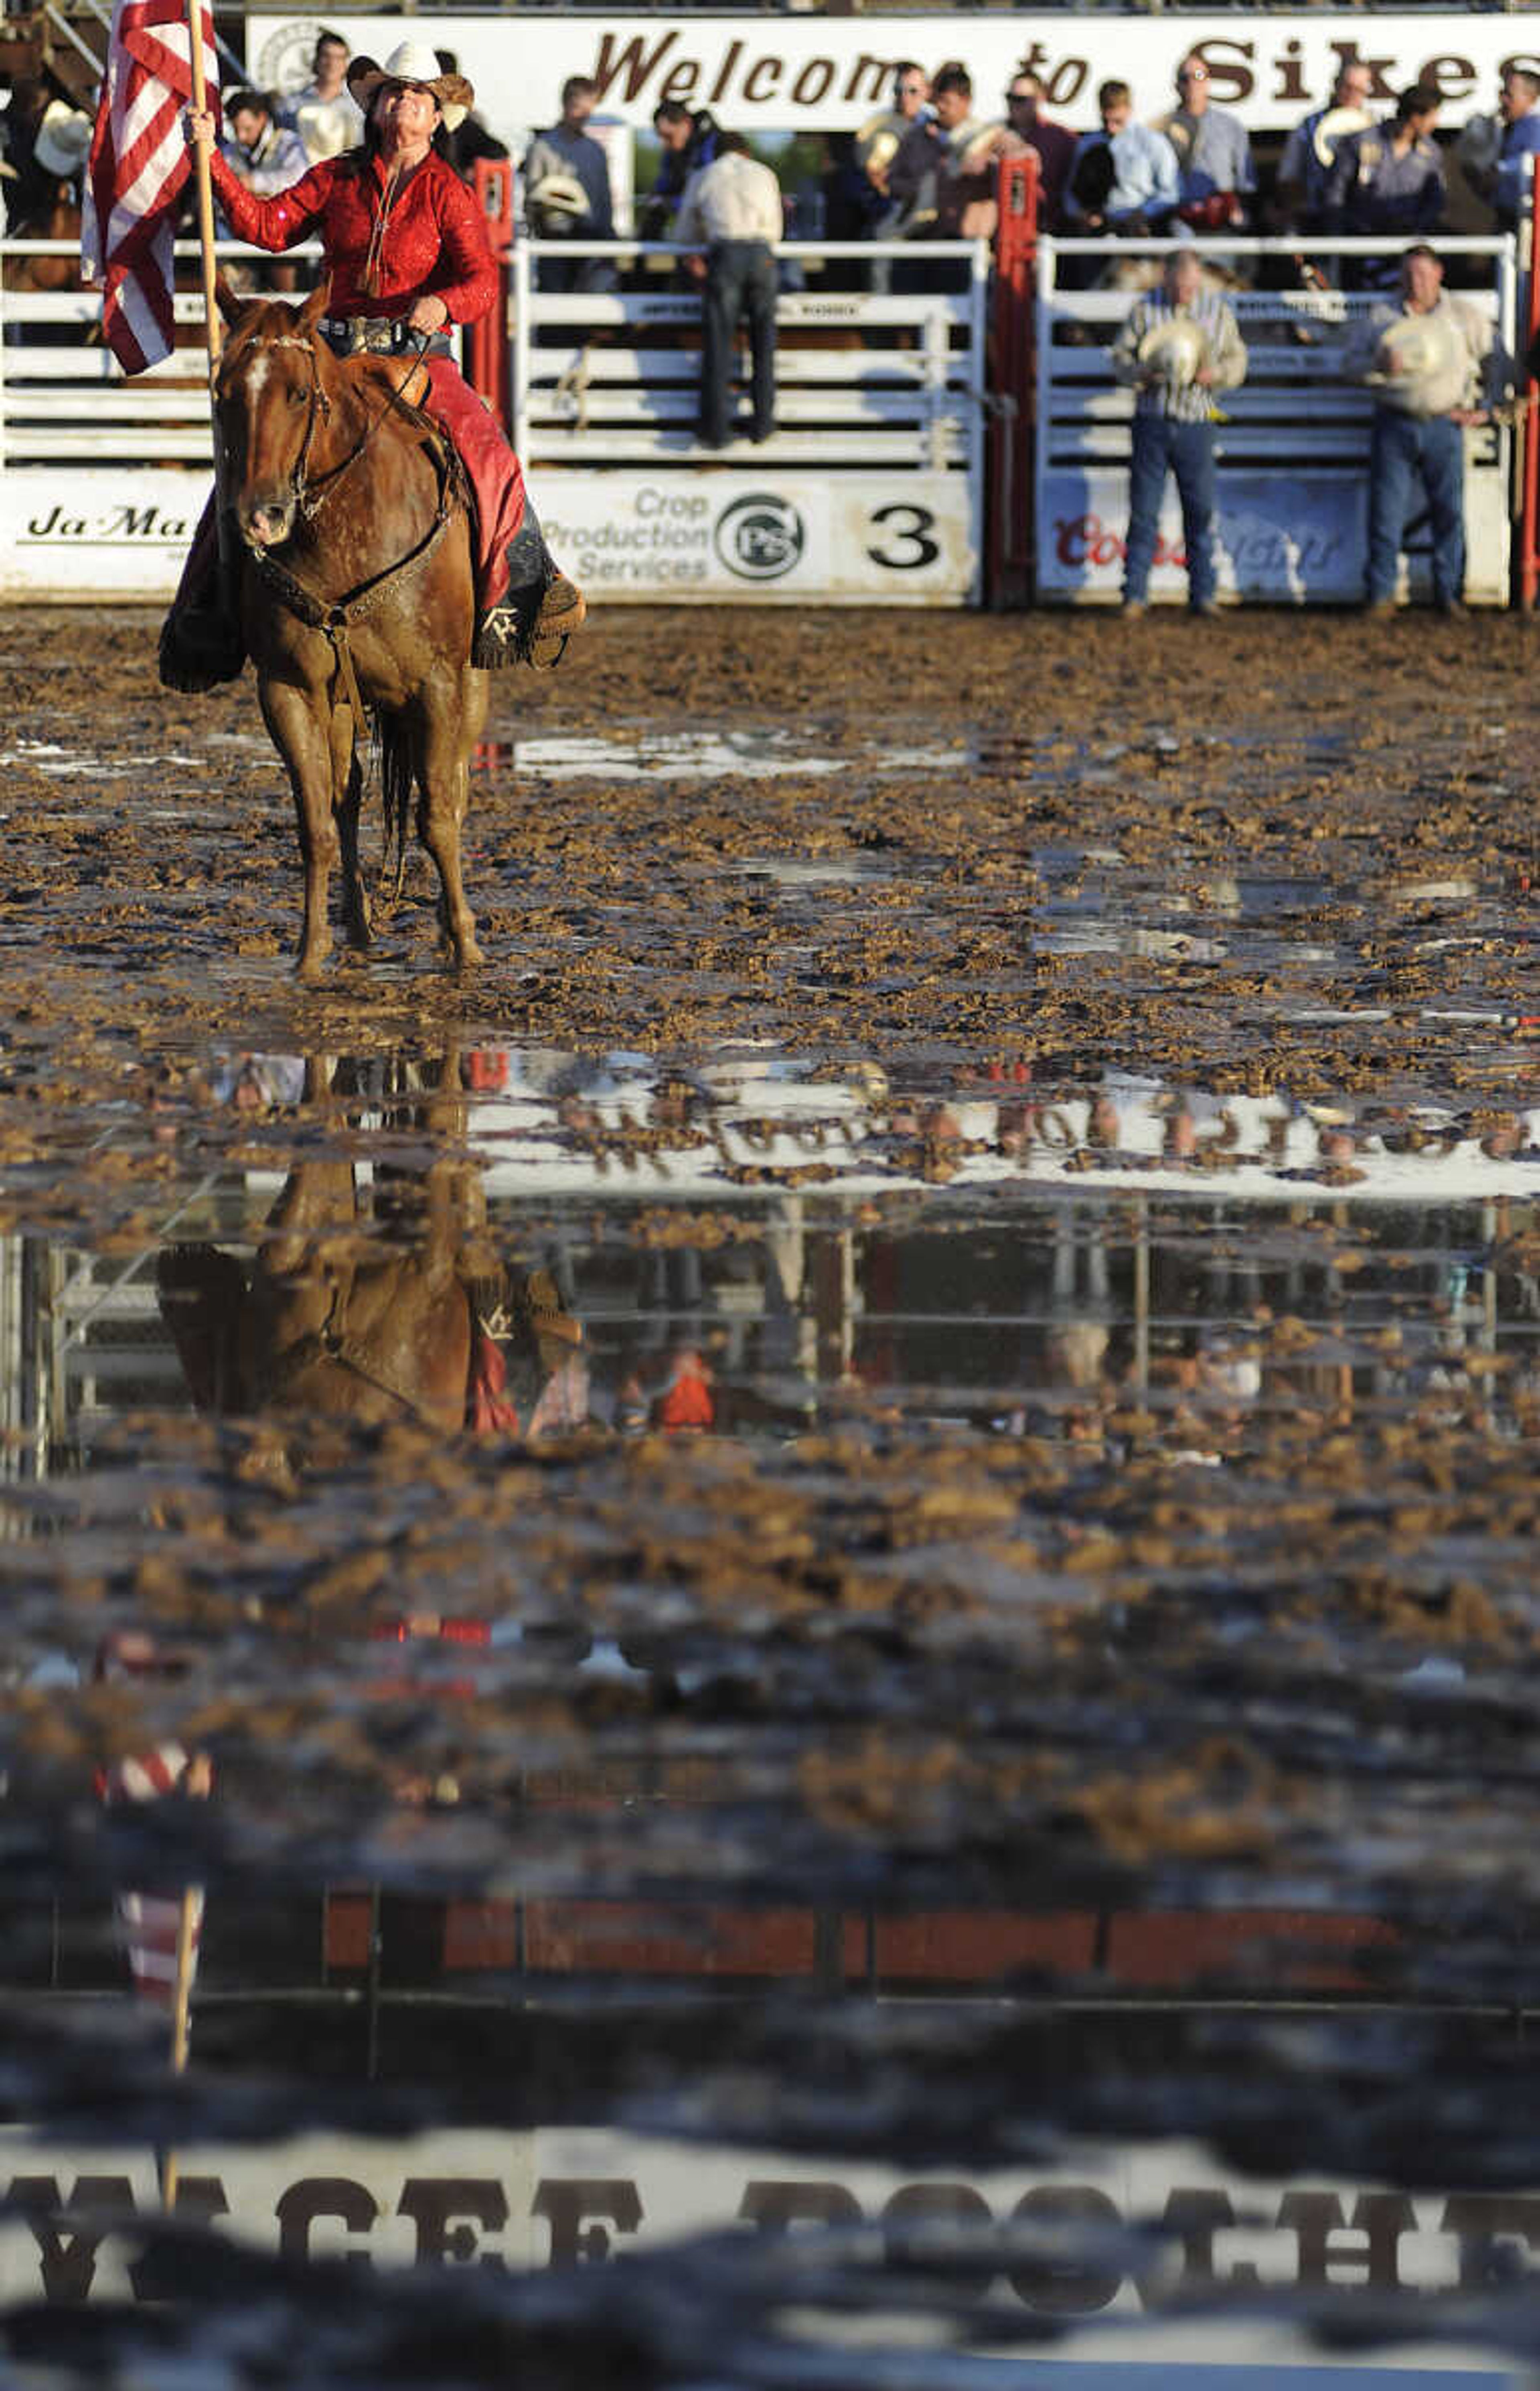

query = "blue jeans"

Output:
[[700, 239, 778, 446], [1123, 413, 1217, 607], [1367, 410, 1465, 606]]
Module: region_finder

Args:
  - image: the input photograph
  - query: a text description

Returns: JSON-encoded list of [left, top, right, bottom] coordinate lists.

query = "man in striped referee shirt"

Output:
[[1110, 249, 1248, 617]]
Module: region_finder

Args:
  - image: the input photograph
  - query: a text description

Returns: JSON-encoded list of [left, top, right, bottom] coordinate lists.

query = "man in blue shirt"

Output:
[[1325, 84, 1445, 285], [1163, 54, 1256, 229], [523, 75, 616, 292], [1065, 80, 1179, 235], [1493, 68, 1540, 231]]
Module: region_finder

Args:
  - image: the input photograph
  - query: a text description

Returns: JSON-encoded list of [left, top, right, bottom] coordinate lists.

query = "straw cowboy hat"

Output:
[[527, 169, 590, 222], [33, 99, 94, 178], [1137, 314, 1209, 387], [346, 41, 472, 134]]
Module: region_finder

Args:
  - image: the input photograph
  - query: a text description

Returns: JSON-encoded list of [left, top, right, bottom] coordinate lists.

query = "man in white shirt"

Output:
[[675, 131, 784, 448], [278, 28, 364, 164]]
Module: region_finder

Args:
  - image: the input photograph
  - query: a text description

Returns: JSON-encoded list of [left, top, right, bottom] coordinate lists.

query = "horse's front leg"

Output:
[[259, 675, 339, 981], [415, 672, 486, 972]]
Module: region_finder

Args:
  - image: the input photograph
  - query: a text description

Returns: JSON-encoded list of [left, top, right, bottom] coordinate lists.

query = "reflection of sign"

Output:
[[713, 491, 806, 582], [2, 2128, 1538, 2350]]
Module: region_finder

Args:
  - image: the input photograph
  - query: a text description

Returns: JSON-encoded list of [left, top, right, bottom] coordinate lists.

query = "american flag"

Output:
[[80, 0, 219, 373], [97, 1743, 205, 2006]]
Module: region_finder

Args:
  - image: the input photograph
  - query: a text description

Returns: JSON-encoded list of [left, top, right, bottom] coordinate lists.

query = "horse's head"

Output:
[[214, 278, 334, 551]]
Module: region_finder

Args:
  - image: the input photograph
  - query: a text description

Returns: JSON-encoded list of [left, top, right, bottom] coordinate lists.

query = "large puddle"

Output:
[[4, 611, 1540, 2388], [4, 1038, 1540, 2387]]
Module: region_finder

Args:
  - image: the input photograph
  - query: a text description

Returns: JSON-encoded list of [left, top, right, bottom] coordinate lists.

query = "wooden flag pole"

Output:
[[184, 0, 221, 369], [159, 1885, 199, 2212]]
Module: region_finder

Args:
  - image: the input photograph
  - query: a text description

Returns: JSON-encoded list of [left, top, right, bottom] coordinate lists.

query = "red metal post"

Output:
[[468, 157, 515, 428], [988, 150, 1040, 610], [1520, 169, 1540, 610]]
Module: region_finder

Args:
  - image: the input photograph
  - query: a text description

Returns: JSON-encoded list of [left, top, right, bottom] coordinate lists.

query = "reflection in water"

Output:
[[2, 1043, 1540, 2388]]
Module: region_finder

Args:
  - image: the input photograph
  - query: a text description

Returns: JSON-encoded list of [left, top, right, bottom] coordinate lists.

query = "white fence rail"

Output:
[[1035, 234, 1518, 608], [511, 237, 987, 604], [0, 232, 987, 604]]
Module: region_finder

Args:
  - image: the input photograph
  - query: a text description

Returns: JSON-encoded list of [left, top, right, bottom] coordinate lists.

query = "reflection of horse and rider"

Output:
[[169, 43, 584, 693], [156, 1056, 588, 1442]]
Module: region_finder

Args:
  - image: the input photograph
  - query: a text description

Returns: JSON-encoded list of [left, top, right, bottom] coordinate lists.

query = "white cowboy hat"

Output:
[[527, 170, 591, 221], [1374, 310, 1459, 385], [1312, 103, 1372, 169], [1137, 315, 1208, 387], [346, 41, 471, 134], [293, 95, 355, 162], [33, 99, 93, 178]]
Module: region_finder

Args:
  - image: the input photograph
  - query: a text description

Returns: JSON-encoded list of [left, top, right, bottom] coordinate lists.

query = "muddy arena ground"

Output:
[[4, 602, 1540, 2385]]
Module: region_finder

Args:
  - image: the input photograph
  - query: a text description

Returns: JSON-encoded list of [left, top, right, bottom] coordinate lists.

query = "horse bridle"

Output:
[[219, 319, 460, 754], [220, 322, 428, 525]]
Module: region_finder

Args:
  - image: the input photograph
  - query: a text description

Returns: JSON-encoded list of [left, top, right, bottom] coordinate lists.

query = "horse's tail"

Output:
[[378, 712, 413, 903]]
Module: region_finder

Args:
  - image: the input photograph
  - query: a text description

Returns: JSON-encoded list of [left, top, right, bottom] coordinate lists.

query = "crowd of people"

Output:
[[4, 27, 1534, 608]]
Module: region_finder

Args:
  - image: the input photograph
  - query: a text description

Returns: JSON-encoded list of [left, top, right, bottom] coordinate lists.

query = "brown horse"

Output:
[[212, 276, 487, 980]]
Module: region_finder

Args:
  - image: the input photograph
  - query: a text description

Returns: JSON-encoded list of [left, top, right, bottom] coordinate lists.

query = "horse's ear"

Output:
[[214, 274, 246, 328], [297, 276, 332, 335]]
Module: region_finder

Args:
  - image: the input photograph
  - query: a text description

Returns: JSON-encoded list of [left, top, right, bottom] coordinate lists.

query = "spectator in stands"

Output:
[[218, 87, 306, 288], [436, 49, 508, 185], [1003, 69, 1076, 232], [1065, 80, 1179, 236], [1276, 61, 1373, 235], [219, 88, 307, 196], [1344, 243, 1501, 619], [277, 28, 363, 165], [856, 59, 929, 229], [1162, 53, 1255, 232], [643, 99, 720, 238], [1324, 83, 1445, 283], [1110, 247, 1247, 619], [1491, 68, 1540, 233], [885, 61, 1003, 258], [675, 129, 782, 449], [523, 74, 615, 292]]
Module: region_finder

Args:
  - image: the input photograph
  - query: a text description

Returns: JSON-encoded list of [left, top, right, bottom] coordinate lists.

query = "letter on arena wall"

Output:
[[1191, 40, 1254, 103], [588, 29, 680, 105], [842, 54, 892, 106], [1416, 54, 1475, 99], [10, 2178, 135, 2303], [792, 59, 835, 108], [743, 57, 783, 104]]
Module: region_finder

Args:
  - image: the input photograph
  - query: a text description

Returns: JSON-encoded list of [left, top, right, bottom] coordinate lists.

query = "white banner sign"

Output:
[[1037, 460, 1508, 606], [529, 467, 976, 602], [0, 2125, 1529, 2380], [246, 13, 1540, 152], [0, 469, 209, 602]]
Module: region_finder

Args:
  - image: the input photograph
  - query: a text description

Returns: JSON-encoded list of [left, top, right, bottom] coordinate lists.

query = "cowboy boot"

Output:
[[472, 508, 586, 671]]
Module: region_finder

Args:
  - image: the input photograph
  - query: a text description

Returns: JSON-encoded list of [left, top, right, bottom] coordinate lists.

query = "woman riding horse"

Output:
[[170, 42, 584, 690]]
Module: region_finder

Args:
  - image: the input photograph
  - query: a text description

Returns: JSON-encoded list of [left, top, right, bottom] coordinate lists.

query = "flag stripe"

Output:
[[81, 0, 218, 373]]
